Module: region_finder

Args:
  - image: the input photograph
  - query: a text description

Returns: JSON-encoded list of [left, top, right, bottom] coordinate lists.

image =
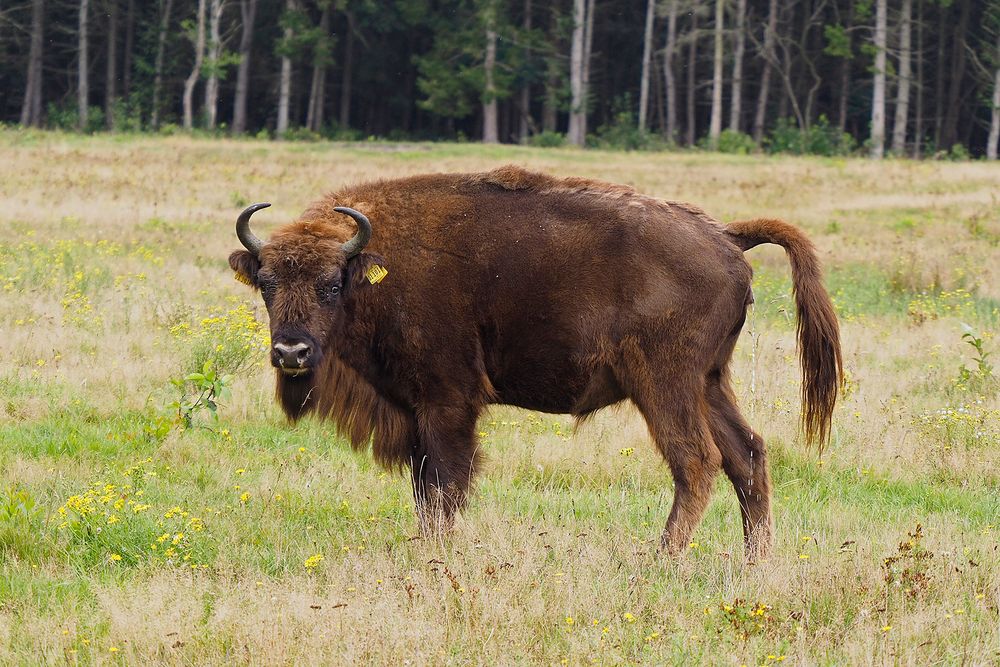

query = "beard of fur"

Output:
[[273, 352, 414, 471], [277, 371, 318, 421]]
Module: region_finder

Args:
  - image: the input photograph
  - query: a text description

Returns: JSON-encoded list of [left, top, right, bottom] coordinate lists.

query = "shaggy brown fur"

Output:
[[228, 165, 842, 557]]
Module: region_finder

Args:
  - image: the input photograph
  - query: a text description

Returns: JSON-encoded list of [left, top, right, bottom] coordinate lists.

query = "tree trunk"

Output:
[[151, 0, 173, 129], [686, 8, 699, 146], [988, 31, 1000, 160], [276, 0, 293, 137], [231, 0, 257, 134], [19, 0, 45, 127], [105, 0, 118, 130], [729, 0, 745, 131], [567, 0, 586, 145], [78, 0, 90, 130], [204, 0, 224, 130], [940, 0, 970, 150], [123, 0, 135, 100], [306, 4, 330, 132], [753, 0, 777, 142], [913, 0, 923, 157], [708, 0, 723, 148], [869, 0, 886, 159], [933, 3, 945, 150], [482, 9, 499, 143], [662, 0, 677, 142], [637, 0, 655, 131], [566, 0, 595, 145], [182, 0, 206, 130], [518, 0, 532, 143], [836, 2, 854, 132], [339, 10, 355, 129], [582, 0, 595, 116], [890, 0, 911, 155]]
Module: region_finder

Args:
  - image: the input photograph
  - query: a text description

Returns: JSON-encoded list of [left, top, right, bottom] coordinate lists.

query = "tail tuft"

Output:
[[726, 219, 843, 448]]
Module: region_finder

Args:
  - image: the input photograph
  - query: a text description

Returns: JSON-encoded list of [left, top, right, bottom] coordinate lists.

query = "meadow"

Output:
[[0, 129, 998, 665]]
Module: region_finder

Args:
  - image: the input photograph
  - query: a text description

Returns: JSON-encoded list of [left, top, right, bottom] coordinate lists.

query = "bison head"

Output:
[[228, 203, 382, 412]]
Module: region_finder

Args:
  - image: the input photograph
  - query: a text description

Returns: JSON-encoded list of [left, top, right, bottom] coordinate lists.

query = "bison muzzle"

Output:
[[227, 166, 842, 559]]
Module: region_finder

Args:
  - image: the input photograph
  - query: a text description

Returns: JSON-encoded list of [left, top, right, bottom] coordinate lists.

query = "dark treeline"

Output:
[[2, 0, 999, 157]]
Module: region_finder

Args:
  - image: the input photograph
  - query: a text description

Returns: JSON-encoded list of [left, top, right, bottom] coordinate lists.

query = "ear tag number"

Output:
[[366, 265, 388, 285], [234, 273, 253, 286]]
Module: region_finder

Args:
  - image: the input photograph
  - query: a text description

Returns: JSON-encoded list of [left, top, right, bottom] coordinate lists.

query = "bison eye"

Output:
[[317, 281, 341, 304]]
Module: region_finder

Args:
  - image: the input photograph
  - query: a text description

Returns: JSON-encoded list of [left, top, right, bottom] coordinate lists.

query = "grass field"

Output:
[[1, 129, 998, 665]]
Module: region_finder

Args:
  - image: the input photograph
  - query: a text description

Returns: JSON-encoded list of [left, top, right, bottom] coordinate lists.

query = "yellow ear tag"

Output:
[[366, 264, 388, 285], [234, 272, 253, 286]]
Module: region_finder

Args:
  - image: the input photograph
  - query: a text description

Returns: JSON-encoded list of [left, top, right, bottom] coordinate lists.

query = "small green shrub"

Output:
[[280, 126, 322, 142], [946, 144, 970, 161], [765, 116, 855, 156], [715, 129, 757, 154], [166, 359, 233, 429], [591, 111, 665, 151], [0, 486, 46, 561], [529, 131, 566, 148], [46, 102, 106, 133], [955, 324, 994, 392]]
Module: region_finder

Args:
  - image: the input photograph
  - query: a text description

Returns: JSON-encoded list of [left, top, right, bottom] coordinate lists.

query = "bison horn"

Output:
[[236, 202, 270, 258], [335, 206, 372, 259]]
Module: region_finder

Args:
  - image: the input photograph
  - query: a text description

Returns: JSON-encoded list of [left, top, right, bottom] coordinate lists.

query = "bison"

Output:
[[228, 165, 841, 558]]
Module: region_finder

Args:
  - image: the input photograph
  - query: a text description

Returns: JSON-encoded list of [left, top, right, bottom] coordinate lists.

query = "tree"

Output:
[[517, 0, 533, 143], [940, 0, 971, 150], [2, 0, 999, 155], [824, 3, 854, 132], [276, 0, 294, 137], [339, 9, 356, 129], [19, 0, 45, 127], [980, 5, 1000, 159], [728, 0, 746, 132], [105, 0, 118, 130], [567, 0, 595, 146], [415, 0, 518, 141], [891, 0, 913, 155], [752, 0, 776, 142], [123, 0, 135, 100], [914, 0, 924, 156], [483, 3, 499, 143], [306, 3, 333, 133], [151, 0, 174, 129], [78, 0, 90, 130], [989, 33, 1000, 159], [183, 0, 207, 130], [231, 0, 258, 134], [686, 5, 700, 146], [870, 0, 887, 159], [707, 0, 723, 148], [638, 0, 655, 131], [203, 0, 227, 130], [662, 0, 678, 142]]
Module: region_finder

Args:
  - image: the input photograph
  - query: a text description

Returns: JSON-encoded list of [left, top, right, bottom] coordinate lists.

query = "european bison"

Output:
[[228, 165, 841, 558]]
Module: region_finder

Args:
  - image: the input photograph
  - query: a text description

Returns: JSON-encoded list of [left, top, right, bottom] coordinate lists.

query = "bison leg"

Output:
[[624, 359, 722, 556], [705, 372, 773, 560], [410, 403, 481, 535]]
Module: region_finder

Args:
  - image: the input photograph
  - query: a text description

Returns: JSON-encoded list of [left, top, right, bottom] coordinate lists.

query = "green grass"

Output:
[[1, 130, 998, 664]]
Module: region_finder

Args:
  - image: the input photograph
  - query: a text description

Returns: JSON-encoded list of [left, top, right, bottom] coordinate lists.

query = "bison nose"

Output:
[[272, 341, 313, 374]]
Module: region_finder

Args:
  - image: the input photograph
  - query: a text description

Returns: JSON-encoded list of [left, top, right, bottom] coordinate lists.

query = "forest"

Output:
[[2, 0, 1000, 157]]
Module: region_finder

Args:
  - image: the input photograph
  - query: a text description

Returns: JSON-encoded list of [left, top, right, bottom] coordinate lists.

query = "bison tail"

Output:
[[726, 218, 843, 449]]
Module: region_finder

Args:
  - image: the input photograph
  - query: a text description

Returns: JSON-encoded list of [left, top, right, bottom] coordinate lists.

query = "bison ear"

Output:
[[344, 252, 387, 295], [229, 250, 260, 289]]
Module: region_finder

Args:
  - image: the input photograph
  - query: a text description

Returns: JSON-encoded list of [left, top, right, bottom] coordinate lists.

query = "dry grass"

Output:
[[0, 129, 998, 665]]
